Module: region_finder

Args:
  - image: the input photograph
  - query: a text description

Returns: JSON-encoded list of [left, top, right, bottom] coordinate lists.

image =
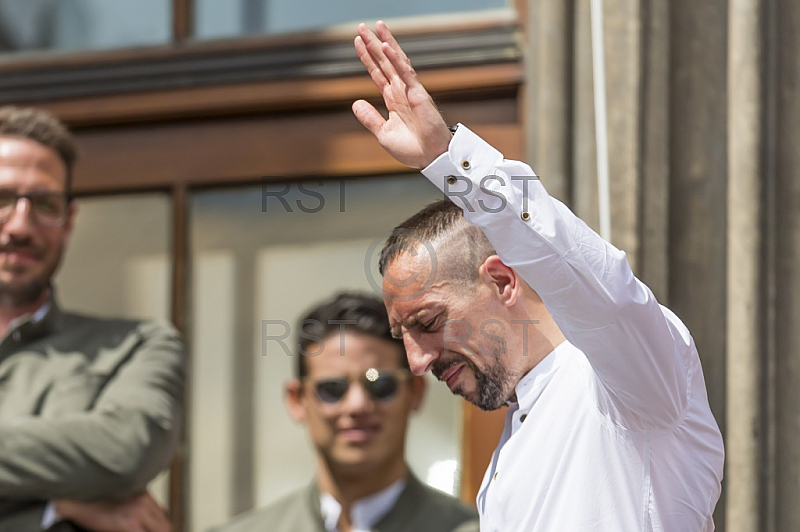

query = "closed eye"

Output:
[[422, 316, 442, 333]]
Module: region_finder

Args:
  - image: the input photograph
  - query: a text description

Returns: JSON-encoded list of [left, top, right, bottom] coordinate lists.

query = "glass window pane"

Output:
[[190, 176, 463, 531], [0, 0, 171, 55], [54, 193, 172, 505], [195, 0, 509, 40]]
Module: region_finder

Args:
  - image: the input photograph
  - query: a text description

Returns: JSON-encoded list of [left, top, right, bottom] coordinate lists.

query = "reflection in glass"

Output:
[[54, 194, 172, 505], [195, 0, 509, 40], [0, 0, 170, 54]]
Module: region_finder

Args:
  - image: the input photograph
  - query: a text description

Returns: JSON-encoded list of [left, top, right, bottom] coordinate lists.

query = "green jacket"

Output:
[[0, 300, 185, 531], [211, 474, 479, 532]]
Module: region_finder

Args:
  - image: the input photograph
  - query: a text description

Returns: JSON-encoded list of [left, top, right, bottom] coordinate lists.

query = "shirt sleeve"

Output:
[[421, 124, 692, 430], [0, 320, 185, 500]]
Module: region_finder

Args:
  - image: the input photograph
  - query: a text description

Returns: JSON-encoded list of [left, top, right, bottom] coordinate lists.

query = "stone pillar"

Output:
[[637, 0, 670, 302], [725, 0, 763, 530], [669, 1, 729, 528], [774, 1, 800, 528], [524, 0, 573, 203]]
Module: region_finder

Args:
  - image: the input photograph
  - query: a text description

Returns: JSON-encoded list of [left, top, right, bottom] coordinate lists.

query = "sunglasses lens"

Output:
[[315, 378, 349, 403], [366, 375, 399, 401]]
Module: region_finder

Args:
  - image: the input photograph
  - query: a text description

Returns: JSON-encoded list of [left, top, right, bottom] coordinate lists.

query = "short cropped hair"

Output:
[[0, 106, 77, 195], [295, 292, 406, 378], [378, 199, 496, 285]]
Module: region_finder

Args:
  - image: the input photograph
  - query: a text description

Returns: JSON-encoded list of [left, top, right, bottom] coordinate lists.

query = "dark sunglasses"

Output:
[[305, 368, 412, 404]]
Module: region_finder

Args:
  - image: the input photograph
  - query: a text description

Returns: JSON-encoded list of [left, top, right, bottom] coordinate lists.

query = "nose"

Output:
[[339, 381, 375, 414], [2, 198, 36, 233], [403, 333, 438, 376]]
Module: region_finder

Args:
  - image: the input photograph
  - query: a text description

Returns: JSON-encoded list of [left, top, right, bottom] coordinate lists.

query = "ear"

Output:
[[479, 255, 521, 307], [408, 375, 426, 412], [284, 379, 308, 423]]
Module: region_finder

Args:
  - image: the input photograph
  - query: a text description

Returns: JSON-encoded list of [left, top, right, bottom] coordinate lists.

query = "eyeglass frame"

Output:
[[0, 189, 71, 227], [302, 367, 413, 405]]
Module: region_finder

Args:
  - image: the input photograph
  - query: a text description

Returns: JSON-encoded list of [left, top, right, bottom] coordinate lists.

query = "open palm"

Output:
[[352, 22, 452, 169]]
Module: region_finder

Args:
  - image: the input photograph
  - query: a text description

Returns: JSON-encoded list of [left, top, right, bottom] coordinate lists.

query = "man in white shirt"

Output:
[[352, 21, 725, 531]]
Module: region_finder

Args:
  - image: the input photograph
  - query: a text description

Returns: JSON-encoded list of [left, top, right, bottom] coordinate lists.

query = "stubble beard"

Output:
[[433, 345, 513, 412], [0, 274, 49, 308], [0, 241, 62, 309]]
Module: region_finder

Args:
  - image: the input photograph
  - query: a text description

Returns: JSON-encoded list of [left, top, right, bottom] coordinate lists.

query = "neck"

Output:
[[513, 295, 567, 378], [315, 455, 408, 520], [0, 290, 48, 338]]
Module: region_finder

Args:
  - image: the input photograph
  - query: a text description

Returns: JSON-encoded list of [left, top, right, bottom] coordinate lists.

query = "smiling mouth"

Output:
[[0, 250, 41, 269], [0, 247, 41, 260], [339, 425, 381, 443]]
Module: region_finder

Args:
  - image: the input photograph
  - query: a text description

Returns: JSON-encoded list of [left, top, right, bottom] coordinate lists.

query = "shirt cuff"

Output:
[[41, 501, 62, 530], [422, 123, 505, 195]]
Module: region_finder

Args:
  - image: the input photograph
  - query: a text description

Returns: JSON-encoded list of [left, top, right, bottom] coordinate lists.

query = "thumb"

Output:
[[352, 100, 385, 137]]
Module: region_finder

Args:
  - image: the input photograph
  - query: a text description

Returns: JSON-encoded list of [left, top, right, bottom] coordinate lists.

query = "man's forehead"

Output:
[[381, 249, 440, 300], [304, 331, 403, 373], [0, 136, 67, 186]]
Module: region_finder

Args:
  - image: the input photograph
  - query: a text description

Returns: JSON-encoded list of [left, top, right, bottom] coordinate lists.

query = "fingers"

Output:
[[354, 34, 388, 91], [357, 23, 402, 86], [382, 41, 420, 91], [137, 492, 172, 532], [358, 22, 422, 95], [375, 20, 411, 67], [352, 100, 385, 137]]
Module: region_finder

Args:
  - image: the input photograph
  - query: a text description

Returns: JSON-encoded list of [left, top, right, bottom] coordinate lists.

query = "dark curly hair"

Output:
[[295, 292, 406, 378]]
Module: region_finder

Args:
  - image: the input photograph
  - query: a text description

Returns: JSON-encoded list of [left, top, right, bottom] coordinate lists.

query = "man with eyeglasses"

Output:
[[212, 292, 477, 532], [0, 106, 183, 532]]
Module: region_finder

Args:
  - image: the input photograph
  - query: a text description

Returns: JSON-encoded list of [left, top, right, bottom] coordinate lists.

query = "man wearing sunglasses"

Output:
[[212, 292, 477, 532], [0, 106, 183, 532], [352, 22, 724, 532]]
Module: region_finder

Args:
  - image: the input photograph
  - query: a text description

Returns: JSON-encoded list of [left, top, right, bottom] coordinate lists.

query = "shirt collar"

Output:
[[511, 340, 571, 413], [7, 290, 52, 330], [319, 477, 407, 532]]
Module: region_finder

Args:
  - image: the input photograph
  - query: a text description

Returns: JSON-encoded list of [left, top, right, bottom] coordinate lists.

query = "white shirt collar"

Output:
[[31, 298, 51, 323], [319, 477, 407, 532], [7, 295, 51, 331]]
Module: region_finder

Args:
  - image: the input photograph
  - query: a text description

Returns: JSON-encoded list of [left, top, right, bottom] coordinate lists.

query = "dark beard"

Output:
[[432, 354, 512, 411], [0, 276, 48, 308], [0, 240, 57, 308], [472, 362, 511, 411]]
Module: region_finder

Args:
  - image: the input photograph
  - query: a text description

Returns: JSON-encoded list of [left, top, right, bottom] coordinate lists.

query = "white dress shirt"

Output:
[[422, 125, 724, 531], [319, 478, 406, 532]]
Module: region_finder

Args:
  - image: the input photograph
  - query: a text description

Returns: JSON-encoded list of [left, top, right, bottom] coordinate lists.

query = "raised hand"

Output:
[[54, 492, 171, 532], [352, 21, 453, 169]]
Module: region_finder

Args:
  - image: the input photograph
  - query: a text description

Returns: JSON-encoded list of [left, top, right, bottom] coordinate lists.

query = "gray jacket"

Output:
[[0, 301, 185, 531], [211, 474, 479, 532]]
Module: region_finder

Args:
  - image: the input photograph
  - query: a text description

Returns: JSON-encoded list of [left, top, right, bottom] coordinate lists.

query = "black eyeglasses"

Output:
[[0, 190, 69, 227], [305, 368, 412, 404]]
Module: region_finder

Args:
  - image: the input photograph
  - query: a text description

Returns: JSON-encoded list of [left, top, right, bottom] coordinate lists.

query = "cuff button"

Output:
[[521, 211, 531, 221]]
